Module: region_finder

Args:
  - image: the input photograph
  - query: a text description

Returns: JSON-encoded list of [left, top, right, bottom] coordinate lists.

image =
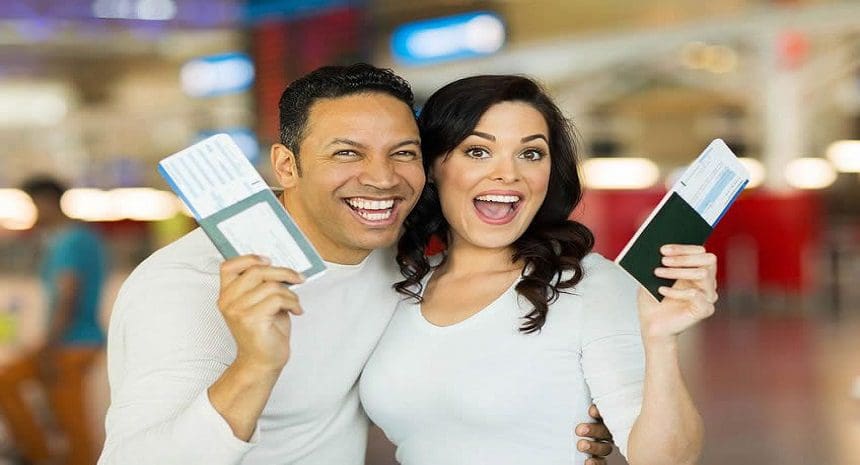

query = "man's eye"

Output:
[[335, 150, 359, 157], [392, 151, 418, 160]]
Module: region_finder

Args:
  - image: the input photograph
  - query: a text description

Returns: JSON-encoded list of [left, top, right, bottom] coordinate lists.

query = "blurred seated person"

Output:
[[0, 176, 107, 465]]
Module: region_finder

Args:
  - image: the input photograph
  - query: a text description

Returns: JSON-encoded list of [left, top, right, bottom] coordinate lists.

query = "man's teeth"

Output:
[[346, 198, 395, 210], [357, 210, 392, 221], [346, 198, 395, 221], [475, 194, 519, 203]]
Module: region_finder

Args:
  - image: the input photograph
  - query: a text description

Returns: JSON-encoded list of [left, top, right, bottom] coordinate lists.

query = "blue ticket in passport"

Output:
[[158, 134, 326, 280]]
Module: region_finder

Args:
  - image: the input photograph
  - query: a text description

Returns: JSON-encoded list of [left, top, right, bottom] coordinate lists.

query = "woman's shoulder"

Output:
[[552, 252, 639, 322], [557, 252, 635, 292]]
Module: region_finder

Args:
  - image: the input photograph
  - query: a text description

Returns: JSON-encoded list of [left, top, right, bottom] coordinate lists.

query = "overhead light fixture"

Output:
[[0, 189, 38, 231], [92, 0, 177, 21], [113, 188, 182, 221], [0, 83, 70, 127], [582, 157, 660, 190], [826, 140, 860, 173], [680, 42, 737, 74], [61, 188, 119, 222], [784, 157, 837, 189], [61, 188, 182, 222]]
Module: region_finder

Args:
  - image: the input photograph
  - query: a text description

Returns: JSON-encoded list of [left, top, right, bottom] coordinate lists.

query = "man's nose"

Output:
[[359, 156, 399, 190]]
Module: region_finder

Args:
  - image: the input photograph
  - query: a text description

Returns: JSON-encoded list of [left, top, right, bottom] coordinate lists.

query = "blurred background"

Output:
[[0, 0, 858, 464]]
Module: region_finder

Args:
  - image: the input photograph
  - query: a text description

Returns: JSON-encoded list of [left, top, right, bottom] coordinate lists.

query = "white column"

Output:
[[760, 30, 806, 191]]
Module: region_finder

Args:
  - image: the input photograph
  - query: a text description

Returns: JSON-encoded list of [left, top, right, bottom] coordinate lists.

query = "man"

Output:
[[99, 63, 613, 464], [0, 176, 107, 465]]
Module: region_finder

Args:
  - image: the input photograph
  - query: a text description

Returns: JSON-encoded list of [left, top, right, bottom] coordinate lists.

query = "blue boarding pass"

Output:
[[158, 134, 326, 280], [672, 138, 750, 227]]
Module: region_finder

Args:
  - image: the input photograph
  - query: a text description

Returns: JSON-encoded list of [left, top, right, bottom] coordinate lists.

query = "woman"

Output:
[[359, 75, 716, 465]]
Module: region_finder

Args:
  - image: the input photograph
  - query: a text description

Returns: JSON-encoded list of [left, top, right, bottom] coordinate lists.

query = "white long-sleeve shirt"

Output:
[[359, 253, 645, 465], [99, 228, 401, 465]]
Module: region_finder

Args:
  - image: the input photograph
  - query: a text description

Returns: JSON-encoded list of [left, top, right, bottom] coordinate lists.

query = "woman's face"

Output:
[[433, 101, 552, 251]]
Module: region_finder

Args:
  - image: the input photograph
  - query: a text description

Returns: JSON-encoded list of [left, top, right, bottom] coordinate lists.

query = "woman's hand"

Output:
[[637, 244, 718, 344]]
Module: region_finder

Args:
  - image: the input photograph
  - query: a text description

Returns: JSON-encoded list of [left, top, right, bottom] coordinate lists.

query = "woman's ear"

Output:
[[271, 144, 300, 189]]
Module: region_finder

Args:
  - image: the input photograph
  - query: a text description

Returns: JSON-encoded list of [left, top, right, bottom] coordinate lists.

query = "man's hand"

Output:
[[218, 255, 305, 373], [575, 404, 614, 465], [209, 255, 305, 441]]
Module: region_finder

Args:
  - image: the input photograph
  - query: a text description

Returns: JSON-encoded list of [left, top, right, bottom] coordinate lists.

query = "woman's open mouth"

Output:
[[473, 193, 522, 225]]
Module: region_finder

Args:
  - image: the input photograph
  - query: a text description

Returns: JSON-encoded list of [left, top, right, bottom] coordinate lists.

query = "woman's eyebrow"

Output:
[[521, 134, 548, 143], [470, 131, 496, 141]]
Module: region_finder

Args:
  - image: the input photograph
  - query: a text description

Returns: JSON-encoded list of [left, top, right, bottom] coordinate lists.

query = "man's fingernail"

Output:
[[578, 442, 588, 452], [259, 255, 271, 264]]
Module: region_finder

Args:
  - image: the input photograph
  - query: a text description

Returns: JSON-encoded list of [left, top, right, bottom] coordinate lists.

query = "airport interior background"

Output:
[[0, 0, 859, 464]]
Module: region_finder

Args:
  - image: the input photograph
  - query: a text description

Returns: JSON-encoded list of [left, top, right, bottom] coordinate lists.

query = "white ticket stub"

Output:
[[158, 134, 326, 279]]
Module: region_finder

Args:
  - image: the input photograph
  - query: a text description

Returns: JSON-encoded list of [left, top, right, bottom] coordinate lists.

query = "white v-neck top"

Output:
[[359, 253, 645, 465]]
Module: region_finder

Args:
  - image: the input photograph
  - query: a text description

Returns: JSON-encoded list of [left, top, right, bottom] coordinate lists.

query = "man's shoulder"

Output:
[[109, 229, 226, 345], [135, 228, 221, 278], [113, 228, 221, 319]]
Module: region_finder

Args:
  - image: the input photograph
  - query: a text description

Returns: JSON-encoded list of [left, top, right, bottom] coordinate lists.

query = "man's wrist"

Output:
[[232, 355, 284, 385]]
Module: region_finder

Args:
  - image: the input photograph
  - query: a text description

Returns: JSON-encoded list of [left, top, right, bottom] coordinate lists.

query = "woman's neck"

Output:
[[439, 234, 521, 278]]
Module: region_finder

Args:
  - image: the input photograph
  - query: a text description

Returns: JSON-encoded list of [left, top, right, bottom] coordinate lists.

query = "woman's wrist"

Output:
[[641, 332, 680, 354]]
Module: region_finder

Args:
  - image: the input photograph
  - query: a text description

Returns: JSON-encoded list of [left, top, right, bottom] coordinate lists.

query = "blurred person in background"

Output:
[[0, 176, 107, 465]]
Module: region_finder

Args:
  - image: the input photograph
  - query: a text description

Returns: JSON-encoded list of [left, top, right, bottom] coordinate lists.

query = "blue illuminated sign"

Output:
[[180, 52, 255, 98], [391, 12, 506, 66]]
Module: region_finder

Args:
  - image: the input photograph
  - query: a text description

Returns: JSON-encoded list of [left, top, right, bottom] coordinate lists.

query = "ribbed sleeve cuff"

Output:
[[172, 391, 259, 463]]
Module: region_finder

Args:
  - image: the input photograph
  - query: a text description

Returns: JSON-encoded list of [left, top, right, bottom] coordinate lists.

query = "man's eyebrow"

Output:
[[326, 138, 367, 149], [390, 139, 421, 150], [470, 131, 496, 142], [521, 134, 548, 143]]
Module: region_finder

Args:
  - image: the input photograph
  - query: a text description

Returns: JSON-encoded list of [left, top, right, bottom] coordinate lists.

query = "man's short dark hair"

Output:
[[21, 176, 67, 202], [278, 63, 415, 173]]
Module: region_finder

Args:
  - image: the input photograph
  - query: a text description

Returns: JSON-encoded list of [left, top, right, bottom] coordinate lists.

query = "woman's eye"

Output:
[[465, 147, 490, 159], [520, 149, 544, 161]]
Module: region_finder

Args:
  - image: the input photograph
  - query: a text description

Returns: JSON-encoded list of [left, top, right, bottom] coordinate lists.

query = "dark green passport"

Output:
[[617, 193, 712, 300]]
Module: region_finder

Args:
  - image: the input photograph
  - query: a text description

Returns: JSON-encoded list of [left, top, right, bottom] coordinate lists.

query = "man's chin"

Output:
[[348, 229, 401, 251]]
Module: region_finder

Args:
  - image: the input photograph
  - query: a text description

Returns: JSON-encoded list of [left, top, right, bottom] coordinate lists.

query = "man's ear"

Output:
[[271, 143, 300, 189]]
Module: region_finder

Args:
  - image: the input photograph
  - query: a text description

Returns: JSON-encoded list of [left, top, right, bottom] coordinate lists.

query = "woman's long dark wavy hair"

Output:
[[395, 75, 594, 333]]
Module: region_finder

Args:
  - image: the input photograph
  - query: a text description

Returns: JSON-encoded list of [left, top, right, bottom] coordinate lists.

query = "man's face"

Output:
[[276, 92, 425, 264]]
